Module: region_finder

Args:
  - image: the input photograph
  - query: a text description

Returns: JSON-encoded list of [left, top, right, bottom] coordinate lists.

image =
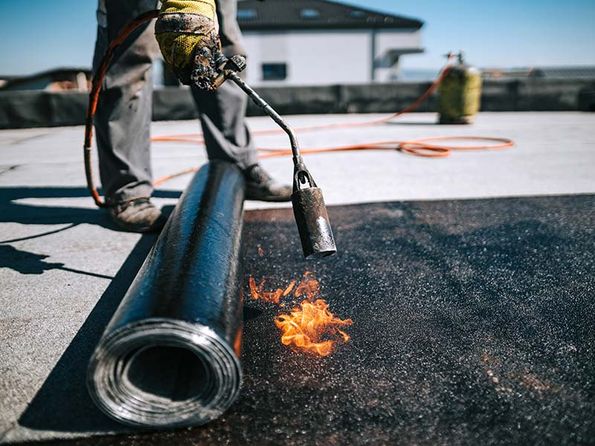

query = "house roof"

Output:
[[236, 0, 423, 31]]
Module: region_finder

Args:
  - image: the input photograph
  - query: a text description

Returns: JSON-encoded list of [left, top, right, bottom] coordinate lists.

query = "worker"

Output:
[[93, 0, 291, 233]]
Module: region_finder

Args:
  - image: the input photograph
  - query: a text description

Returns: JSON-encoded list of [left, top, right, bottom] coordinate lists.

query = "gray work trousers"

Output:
[[93, 0, 257, 204]]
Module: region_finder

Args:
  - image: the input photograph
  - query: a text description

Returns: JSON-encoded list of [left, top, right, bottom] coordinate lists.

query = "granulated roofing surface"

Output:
[[20, 194, 595, 446]]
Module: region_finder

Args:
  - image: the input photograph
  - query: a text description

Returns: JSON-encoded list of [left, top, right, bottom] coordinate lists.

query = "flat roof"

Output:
[[1, 112, 595, 443]]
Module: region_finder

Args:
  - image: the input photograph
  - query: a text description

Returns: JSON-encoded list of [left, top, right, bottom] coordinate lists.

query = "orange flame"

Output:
[[250, 271, 353, 356], [293, 271, 320, 300], [275, 299, 353, 356], [249, 276, 296, 305]]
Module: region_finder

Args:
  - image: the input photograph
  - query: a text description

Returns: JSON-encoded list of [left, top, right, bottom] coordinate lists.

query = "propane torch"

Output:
[[212, 55, 337, 259], [83, 13, 335, 260]]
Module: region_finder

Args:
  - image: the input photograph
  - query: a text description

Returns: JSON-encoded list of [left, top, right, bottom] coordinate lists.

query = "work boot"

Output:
[[243, 164, 292, 202], [108, 198, 167, 233]]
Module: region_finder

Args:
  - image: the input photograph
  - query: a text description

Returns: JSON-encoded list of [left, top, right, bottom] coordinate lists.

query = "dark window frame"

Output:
[[300, 8, 320, 19], [262, 63, 288, 81]]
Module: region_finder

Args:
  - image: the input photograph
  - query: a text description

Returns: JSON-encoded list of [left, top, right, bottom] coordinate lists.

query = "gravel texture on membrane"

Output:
[[17, 194, 594, 446]]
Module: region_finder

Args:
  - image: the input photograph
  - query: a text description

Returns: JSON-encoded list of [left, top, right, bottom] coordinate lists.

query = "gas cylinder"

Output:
[[438, 52, 482, 124]]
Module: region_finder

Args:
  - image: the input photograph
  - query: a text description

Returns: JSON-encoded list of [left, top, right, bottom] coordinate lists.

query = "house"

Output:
[[236, 0, 424, 86]]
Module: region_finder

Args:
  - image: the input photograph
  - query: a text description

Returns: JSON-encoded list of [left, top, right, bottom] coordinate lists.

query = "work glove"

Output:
[[155, 0, 223, 89]]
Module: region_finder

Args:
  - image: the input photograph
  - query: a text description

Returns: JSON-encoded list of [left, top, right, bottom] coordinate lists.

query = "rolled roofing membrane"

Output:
[[88, 161, 245, 427]]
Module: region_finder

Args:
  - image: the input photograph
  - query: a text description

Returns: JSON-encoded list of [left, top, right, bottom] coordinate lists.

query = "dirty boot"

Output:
[[108, 198, 167, 233], [243, 164, 292, 202]]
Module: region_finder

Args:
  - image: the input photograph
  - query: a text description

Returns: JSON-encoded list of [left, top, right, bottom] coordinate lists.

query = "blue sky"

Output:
[[0, 0, 594, 75]]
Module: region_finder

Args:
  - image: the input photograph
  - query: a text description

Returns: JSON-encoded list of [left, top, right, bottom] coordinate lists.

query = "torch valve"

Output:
[[212, 55, 247, 89]]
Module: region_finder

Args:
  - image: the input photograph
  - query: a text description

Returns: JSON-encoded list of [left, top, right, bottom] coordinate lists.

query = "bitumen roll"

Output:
[[87, 161, 245, 428]]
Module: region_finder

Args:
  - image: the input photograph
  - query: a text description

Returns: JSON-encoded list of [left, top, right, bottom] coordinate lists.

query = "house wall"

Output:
[[242, 28, 422, 86], [374, 29, 423, 82]]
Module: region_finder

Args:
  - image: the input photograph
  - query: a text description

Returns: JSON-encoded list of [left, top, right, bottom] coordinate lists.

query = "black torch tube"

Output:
[[87, 161, 245, 428], [226, 71, 303, 166]]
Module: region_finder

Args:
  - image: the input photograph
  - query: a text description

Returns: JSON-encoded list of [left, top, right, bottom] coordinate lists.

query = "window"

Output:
[[300, 8, 320, 19], [237, 9, 257, 20], [262, 63, 287, 81], [349, 10, 365, 18]]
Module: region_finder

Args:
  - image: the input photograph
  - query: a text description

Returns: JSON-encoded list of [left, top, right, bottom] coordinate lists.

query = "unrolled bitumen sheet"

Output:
[[12, 194, 595, 446]]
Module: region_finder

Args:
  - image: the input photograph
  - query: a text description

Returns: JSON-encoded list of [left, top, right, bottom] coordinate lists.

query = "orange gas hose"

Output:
[[84, 12, 513, 201], [152, 136, 513, 186], [151, 54, 513, 187], [84, 10, 160, 207]]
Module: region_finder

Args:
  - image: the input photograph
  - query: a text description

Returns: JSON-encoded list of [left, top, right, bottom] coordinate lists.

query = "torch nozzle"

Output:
[[291, 164, 337, 259]]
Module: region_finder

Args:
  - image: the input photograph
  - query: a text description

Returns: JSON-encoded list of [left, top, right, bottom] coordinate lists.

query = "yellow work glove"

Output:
[[155, 0, 222, 89]]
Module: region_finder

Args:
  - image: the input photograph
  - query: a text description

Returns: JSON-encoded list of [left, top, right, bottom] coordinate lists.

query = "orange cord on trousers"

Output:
[[84, 10, 160, 208]]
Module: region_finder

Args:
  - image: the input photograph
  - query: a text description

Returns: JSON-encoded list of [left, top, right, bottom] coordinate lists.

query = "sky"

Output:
[[0, 0, 594, 76]]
